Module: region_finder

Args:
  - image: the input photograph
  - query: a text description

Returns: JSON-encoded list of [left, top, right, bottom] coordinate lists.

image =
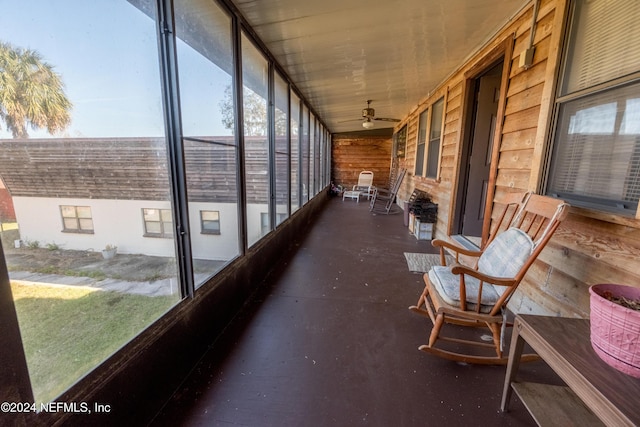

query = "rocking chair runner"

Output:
[[409, 192, 570, 365]]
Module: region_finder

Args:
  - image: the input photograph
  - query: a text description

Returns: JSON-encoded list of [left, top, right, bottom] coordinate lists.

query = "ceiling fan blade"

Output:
[[374, 117, 401, 122], [338, 118, 365, 123]]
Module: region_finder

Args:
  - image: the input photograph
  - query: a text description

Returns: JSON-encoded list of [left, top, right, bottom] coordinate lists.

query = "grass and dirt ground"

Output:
[[12, 283, 176, 403], [2, 229, 180, 282], [0, 228, 206, 403]]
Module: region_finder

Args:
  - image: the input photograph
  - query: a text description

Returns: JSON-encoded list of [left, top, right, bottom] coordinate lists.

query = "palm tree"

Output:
[[0, 41, 72, 138]]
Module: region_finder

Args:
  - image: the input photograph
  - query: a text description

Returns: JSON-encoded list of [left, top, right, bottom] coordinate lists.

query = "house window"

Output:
[[309, 114, 316, 198], [301, 104, 310, 204], [260, 212, 286, 235], [426, 98, 444, 179], [393, 125, 407, 158], [143, 208, 173, 238], [200, 210, 221, 235], [290, 91, 301, 213], [241, 31, 271, 247], [274, 71, 290, 226], [547, 0, 640, 215], [260, 212, 269, 236], [175, 0, 238, 288], [60, 205, 94, 233], [415, 110, 428, 176]]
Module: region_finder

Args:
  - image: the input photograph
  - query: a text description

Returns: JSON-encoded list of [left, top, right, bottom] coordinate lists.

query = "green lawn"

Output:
[[11, 282, 178, 404]]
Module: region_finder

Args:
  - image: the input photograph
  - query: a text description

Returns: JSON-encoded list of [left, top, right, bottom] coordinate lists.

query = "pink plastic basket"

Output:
[[590, 284, 640, 378]]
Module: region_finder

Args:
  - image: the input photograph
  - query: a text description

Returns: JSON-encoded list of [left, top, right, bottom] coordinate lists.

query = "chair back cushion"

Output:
[[428, 228, 535, 313], [477, 227, 534, 279]]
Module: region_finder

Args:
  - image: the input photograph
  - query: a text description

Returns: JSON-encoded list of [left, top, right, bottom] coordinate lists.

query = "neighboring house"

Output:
[[0, 137, 282, 260]]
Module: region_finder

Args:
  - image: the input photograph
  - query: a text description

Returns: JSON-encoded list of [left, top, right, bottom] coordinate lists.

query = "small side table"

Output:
[[342, 190, 361, 202], [501, 314, 640, 426]]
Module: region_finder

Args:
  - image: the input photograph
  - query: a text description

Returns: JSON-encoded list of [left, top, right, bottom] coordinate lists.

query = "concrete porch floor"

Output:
[[150, 197, 558, 426]]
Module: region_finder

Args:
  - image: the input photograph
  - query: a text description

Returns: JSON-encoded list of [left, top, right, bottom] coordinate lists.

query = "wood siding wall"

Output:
[[351, 0, 640, 318], [331, 134, 392, 189]]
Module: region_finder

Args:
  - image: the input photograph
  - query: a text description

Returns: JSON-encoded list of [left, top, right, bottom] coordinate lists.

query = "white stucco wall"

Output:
[[246, 203, 268, 247], [188, 201, 240, 260], [12, 197, 257, 261], [244, 203, 290, 247]]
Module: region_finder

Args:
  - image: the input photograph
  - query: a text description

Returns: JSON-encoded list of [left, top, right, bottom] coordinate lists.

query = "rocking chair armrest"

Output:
[[449, 264, 518, 288], [431, 239, 483, 258]]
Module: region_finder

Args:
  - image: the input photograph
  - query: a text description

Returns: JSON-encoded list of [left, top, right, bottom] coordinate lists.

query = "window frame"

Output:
[[60, 205, 94, 234], [414, 108, 428, 176], [545, 0, 640, 218], [393, 125, 407, 159], [426, 97, 444, 179], [200, 210, 221, 235], [142, 208, 174, 238], [273, 70, 290, 226], [290, 90, 301, 213]]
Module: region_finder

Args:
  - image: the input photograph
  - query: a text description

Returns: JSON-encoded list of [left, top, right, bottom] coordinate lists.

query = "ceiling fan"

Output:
[[341, 100, 401, 129]]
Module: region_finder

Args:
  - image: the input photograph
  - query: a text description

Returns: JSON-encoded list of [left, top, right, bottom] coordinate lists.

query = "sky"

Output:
[[0, 0, 232, 139]]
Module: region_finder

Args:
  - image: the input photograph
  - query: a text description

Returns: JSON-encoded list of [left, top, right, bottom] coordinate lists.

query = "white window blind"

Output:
[[550, 77, 640, 212], [426, 98, 444, 178], [563, 0, 640, 95]]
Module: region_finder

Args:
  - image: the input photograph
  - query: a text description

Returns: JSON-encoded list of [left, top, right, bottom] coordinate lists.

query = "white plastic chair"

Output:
[[352, 171, 375, 200]]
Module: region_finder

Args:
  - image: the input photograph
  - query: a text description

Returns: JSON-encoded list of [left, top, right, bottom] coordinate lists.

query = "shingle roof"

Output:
[[0, 137, 277, 203]]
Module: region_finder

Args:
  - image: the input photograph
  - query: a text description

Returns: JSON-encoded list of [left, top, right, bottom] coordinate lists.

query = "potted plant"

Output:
[[101, 244, 117, 260], [590, 284, 640, 378]]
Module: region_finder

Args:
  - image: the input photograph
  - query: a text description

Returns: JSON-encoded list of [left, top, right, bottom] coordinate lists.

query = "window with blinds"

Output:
[[426, 98, 444, 179], [393, 125, 407, 158], [548, 0, 640, 215], [415, 110, 428, 176]]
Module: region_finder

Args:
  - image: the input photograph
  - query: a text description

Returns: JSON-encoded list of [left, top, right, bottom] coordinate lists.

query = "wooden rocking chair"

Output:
[[408, 192, 569, 364], [369, 168, 406, 214]]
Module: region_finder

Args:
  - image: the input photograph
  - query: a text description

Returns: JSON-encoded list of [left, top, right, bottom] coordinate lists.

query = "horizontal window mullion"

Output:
[[557, 71, 640, 104]]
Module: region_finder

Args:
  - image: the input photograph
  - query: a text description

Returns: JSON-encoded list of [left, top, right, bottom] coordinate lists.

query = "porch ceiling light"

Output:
[[362, 118, 374, 129]]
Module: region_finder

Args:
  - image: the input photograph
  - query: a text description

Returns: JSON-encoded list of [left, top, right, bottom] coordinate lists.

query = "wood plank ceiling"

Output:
[[230, 0, 529, 133]]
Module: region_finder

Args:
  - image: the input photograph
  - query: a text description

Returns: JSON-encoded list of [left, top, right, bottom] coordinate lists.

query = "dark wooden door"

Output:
[[461, 73, 500, 236]]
